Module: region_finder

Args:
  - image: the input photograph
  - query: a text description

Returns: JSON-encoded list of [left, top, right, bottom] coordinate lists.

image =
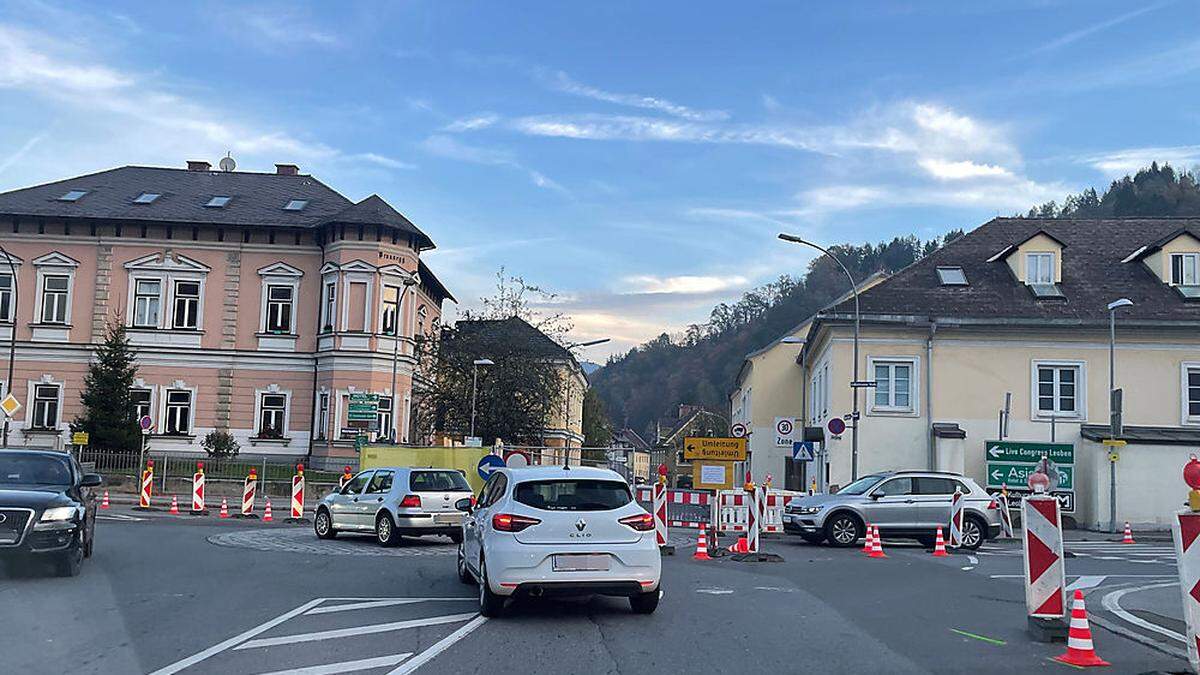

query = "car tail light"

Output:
[[987, 499, 999, 510], [492, 513, 540, 532], [619, 513, 655, 531], [399, 495, 422, 508], [470, 495, 477, 507]]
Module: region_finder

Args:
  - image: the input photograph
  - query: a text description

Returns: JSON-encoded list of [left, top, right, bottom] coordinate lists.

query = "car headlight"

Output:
[[40, 506, 78, 522], [797, 506, 824, 515]]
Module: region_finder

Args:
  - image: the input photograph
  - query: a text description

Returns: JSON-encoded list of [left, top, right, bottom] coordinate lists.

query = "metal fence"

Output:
[[76, 448, 345, 497]]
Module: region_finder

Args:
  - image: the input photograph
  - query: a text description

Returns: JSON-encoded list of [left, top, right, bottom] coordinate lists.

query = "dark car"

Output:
[[0, 449, 103, 576]]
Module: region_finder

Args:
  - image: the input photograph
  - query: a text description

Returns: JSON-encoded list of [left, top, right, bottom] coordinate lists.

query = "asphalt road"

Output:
[[0, 506, 1189, 674]]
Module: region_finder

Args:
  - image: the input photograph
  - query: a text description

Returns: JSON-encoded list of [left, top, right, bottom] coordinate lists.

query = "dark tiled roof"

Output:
[[325, 194, 432, 248], [823, 218, 1200, 325], [614, 428, 650, 451], [418, 259, 456, 304], [454, 317, 573, 361], [1081, 424, 1200, 445]]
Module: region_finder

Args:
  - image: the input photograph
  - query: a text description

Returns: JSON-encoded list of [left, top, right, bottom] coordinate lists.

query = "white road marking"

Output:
[[256, 652, 413, 675], [1101, 583, 1186, 644], [235, 612, 478, 650], [387, 615, 488, 675], [990, 574, 1174, 580], [961, 566, 975, 571], [696, 588, 734, 595], [967, 555, 979, 565], [305, 598, 474, 615], [98, 512, 144, 522], [147, 598, 325, 675], [1065, 576, 1107, 591]]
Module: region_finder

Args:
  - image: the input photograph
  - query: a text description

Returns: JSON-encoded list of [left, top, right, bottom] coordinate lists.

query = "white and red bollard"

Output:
[[137, 460, 154, 509], [290, 464, 305, 520], [998, 484, 1015, 539], [652, 476, 671, 554], [1171, 455, 1200, 674], [948, 487, 964, 548], [241, 468, 257, 517], [1022, 491, 1067, 639], [191, 462, 206, 513]]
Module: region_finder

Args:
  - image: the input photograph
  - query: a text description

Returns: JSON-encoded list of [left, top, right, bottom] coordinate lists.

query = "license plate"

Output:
[[553, 554, 610, 572], [434, 514, 461, 525]]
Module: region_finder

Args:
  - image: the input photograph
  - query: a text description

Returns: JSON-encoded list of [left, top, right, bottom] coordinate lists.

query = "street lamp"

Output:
[[778, 233, 862, 480], [0, 244, 17, 448], [389, 273, 420, 444], [562, 338, 610, 454], [470, 358, 494, 438], [1107, 297, 1133, 533]]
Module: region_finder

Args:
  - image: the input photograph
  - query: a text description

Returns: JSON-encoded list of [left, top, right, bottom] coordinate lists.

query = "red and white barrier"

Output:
[[1022, 494, 1066, 619], [241, 468, 257, 517], [139, 460, 154, 508], [948, 488, 964, 548], [291, 464, 305, 519], [652, 481, 668, 548], [998, 485, 1015, 538], [1172, 509, 1200, 673], [191, 462, 205, 512], [747, 486, 763, 553]]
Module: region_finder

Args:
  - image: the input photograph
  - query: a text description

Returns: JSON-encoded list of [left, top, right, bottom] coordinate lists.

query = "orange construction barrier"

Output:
[[291, 464, 305, 519], [138, 460, 154, 508], [241, 468, 257, 516]]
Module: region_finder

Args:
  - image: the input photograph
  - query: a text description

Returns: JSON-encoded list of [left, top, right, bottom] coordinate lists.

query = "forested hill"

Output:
[[591, 162, 1200, 440]]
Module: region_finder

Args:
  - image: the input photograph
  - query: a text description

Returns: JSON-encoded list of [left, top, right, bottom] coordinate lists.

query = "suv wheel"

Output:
[[376, 513, 400, 547], [457, 543, 474, 584], [478, 558, 505, 617], [57, 536, 83, 577], [960, 516, 985, 550], [823, 512, 862, 547], [314, 509, 337, 540]]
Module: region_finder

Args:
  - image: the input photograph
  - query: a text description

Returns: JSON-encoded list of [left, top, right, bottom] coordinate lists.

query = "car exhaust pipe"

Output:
[[529, 586, 544, 598]]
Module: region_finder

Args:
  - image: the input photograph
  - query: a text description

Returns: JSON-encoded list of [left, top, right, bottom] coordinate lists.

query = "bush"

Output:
[[202, 430, 240, 458]]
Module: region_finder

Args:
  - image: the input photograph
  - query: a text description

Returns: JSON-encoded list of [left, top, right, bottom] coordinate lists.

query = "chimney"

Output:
[[275, 163, 300, 176], [186, 160, 211, 172]]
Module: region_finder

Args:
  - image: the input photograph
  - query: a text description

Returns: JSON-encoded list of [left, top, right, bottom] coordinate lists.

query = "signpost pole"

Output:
[[0, 244, 18, 449]]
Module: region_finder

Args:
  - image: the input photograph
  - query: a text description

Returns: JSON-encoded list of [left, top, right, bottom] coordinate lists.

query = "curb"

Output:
[[101, 493, 323, 510]]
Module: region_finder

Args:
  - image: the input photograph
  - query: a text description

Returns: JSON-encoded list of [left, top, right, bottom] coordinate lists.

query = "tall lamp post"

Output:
[[1107, 297, 1133, 533], [563, 338, 610, 452], [0, 244, 17, 448], [389, 272, 420, 444], [778, 233, 862, 480], [470, 358, 494, 439]]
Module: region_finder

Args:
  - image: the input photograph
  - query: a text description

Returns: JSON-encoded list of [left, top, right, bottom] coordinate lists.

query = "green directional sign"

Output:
[[987, 462, 1073, 490], [984, 440, 1073, 464], [348, 393, 380, 422]]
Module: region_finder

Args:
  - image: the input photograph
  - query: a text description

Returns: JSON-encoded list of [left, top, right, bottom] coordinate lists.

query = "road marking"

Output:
[[1100, 583, 1186, 645], [387, 615, 488, 675], [235, 612, 478, 650], [696, 588, 734, 595], [967, 555, 979, 565], [256, 652, 413, 675], [990, 574, 1174, 580], [949, 628, 1006, 645], [1065, 576, 1107, 591], [305, 598, 475, 615], [148, 598, 324, 675], [961, 566, 975, 571], [98, 513, 144, 522]]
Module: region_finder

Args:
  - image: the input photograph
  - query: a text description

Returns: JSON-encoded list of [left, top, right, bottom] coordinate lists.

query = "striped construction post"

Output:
[[138, 460, 154, 508], [291, 464, 305, 519], [998, 485, 1015, 539], [1022, 494, 1066, 620], [191, 462, 205, 513], [948, 487, 964, 548], [747, 486, 761, 553], [652, 480, 668, 548], [241, 468, 257, 516]]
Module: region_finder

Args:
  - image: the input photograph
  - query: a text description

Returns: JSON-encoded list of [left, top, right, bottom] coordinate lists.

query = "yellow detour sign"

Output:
[[693, 461, 734, 490], [683, 437, 747, 461], [71, 432, 89, 446]]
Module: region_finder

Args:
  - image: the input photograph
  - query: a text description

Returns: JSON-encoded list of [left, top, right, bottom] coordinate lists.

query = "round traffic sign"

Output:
[[505, 450, 529, 468], [139, 415, 153, 431], [477, 453, 506, 480], [827, 417, 846, 435], [776, 418, 794, 437], [731, 422, 748, 438]]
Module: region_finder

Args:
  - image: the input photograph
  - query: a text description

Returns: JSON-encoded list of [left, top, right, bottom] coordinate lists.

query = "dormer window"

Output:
[[1171, 253, 1199, 287], [1026, 252, 1055, 285]]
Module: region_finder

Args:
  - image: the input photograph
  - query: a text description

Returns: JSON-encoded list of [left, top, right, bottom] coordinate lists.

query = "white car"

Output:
[[455, 466, 661, 617], [314, 467, 474, 546]]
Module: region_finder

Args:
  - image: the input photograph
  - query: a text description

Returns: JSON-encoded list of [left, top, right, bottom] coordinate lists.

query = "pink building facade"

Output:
[[0, 162, 453, 468]]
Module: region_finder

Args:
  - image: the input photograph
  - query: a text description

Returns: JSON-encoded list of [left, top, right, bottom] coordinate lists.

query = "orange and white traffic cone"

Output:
[[100, 491, 110, 509], [1054, 590, 1110, 667], [729, 537, 749, 554], [1122, 522, 1135, 544], [693, 524, 711, 560], [169, 496, 179, 515], [932, 526, 949, 557], [263, 500, 273, 522], [219, 497, 229, 519], [862, 523, 875, 554], [869, 525, 887, 559]]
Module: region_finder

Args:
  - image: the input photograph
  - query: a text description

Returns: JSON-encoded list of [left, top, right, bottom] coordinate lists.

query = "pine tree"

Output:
[[74, 320, 140, 452]]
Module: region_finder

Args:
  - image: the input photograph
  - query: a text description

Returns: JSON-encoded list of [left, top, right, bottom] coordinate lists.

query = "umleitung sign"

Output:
[[683, 437, 748, 461]]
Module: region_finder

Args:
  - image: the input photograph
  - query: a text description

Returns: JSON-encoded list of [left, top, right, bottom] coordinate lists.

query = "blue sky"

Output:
[[2, 1, 1199, 358]]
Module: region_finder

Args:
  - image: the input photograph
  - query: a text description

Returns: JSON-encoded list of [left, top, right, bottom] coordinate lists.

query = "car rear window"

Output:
[[513, 479, 632, 511], [0, 453, 73, 486], [409, 470, 470, 492]]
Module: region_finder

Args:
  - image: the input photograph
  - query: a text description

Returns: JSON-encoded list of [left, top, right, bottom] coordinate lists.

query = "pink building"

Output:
[[0, 161, 454, 468]]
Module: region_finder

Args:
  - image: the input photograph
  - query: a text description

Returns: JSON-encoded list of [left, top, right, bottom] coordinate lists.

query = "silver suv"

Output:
[[782, 471, 1002, 550], [314, 467, 474, 546]]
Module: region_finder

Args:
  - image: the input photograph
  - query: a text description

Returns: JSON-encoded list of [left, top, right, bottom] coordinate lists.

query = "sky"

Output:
[[2, 1, 1199, 360]]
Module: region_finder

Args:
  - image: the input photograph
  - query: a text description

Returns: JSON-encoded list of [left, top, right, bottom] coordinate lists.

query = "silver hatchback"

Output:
[[782, 471, 1003, 550], [314, 467, 474, 547]]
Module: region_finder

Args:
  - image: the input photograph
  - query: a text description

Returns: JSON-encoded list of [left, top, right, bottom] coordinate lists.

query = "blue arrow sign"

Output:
[[477, 453, 506, 480], [792, 441, 815, 461]]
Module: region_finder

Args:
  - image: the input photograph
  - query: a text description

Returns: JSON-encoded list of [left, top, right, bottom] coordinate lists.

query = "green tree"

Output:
[[581, 388, 613, 449], [73, 320, 140, 452]]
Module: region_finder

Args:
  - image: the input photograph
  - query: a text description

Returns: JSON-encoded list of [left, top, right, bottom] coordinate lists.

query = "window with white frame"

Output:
[[131, 388, 153, 422], [163, 390, 192, 435], [377, 396, 393, 441], [132, 279, 162, 328], [1186, 367, 1200, 422], [322, 282, 337, 331], [172, 281, 200, 329], [1026, 252, 1055, 285], [258, 393, 287, 438], [1172, 253, 1200, 287], [417, 305, 429, 334], [0, 272, 12, 322], [264, 285, 294, 334], [31, 383, 60, 429], [381, 285, 400, 336], [317, 392, 329, 440], [40, 275, 70, 324], [872, 359, 915, 412], [1035, 362, 1083, 417]]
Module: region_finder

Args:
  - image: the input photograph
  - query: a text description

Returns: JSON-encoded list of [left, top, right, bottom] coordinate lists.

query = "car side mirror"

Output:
[[868, 492, 882, 500], [80, 473, 103, 488], [454, 498, 473, 512]]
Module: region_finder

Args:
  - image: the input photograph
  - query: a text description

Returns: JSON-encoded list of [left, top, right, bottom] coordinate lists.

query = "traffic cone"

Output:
[[219, 497, 229, 519], [693, 524, 711, 560], [100, 491, 110, 509], [869, 525, 887, 558], [729, 537, 748, 554], [169, 496, 179, 515], [1054, 590, 1110, 667], [263, 500, 273, 522], [861, 523, 875, 554], [1122, 522, 1135, 544], [932, 526, 949, 557]]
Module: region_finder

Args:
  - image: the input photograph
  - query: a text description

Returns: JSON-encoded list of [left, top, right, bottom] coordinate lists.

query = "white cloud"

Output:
[[509, 114, 823, 152], [0, 131, 48, 176], [623, 274, 749, 295], [232, 9, 341, 48], [420, 135, 565, 193], [1028, 2, 1169, 56], [353, 152, 417, 170], [544, 70, 728, 122], [919, 158, 1013, 180], [794, 186, 889, 213], [444, 113, 500, 132], [1080, 145, 1200, 174]]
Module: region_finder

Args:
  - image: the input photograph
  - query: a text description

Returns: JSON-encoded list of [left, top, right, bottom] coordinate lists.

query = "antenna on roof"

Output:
[[218, 152, 236, 172]]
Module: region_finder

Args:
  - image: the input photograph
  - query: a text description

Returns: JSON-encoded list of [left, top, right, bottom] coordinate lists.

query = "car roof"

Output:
[[499, 465, 625, 482], [363, 467, 466, 473], [0, 448, 73, 458]]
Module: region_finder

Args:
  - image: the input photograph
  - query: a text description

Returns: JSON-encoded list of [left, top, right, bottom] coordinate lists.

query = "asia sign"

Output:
[[683, 437, 747, 461], [988, 462, 1074, 490]]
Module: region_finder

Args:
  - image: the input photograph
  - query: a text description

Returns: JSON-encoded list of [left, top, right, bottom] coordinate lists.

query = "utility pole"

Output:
[[0, 244, 17, 448], [1107, 298, 1133, 534]]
